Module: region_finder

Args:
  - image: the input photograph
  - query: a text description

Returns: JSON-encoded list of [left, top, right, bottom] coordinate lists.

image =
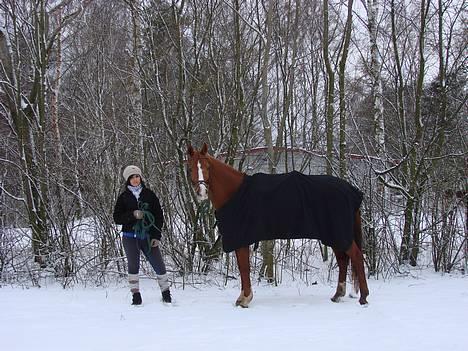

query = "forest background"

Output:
[[0, 0, 466, 288]]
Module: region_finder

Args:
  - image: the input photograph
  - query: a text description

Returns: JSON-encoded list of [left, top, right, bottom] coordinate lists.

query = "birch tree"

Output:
[[364, 0, 384, 158], [337, 0, 354, 178]]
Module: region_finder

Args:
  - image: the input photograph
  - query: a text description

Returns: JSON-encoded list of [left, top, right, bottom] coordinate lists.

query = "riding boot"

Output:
[[132, 292, 142, 305], [161, 289, 172, 303], [128, 273, 141, 305], [156, 273, 171, 303]]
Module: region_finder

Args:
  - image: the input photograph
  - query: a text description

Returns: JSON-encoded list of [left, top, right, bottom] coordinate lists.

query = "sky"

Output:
[[1, 270, 467, 351]]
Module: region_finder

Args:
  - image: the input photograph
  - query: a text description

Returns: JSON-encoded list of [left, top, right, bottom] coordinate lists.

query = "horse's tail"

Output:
[[352, 209, 363, 294]]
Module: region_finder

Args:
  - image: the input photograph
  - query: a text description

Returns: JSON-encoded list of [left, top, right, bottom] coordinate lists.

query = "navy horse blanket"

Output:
[[215, 171, 363, 253]]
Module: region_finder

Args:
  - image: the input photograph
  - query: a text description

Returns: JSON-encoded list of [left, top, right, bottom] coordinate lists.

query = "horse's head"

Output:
[[187, 143, 210, 201]]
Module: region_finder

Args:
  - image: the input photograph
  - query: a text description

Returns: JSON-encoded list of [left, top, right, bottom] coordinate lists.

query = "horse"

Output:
[[187, 143, 369, 307]]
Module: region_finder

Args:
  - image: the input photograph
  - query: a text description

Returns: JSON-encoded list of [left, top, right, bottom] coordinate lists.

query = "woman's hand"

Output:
[[133, 210, 144, 219]]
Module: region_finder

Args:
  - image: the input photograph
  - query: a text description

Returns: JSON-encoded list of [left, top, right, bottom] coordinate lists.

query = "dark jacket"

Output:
[[113, 186, 164, 240]]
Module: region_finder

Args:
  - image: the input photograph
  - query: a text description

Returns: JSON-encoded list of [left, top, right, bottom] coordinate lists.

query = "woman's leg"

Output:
[[141, 241, 170, 295], [122, 237, 141, 294]]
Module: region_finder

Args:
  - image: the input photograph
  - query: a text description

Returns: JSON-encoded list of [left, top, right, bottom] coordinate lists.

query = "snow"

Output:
[[1, 271, 467, 351]]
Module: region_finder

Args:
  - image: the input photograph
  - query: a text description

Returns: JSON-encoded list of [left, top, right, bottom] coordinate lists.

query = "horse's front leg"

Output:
[[235, 246, 253, 308]]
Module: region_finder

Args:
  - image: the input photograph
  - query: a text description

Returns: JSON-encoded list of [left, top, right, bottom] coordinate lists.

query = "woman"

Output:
[[113, 165, 171, 305]]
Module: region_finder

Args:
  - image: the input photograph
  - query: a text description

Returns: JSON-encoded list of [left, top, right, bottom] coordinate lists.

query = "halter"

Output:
[[196, 180, 209, 187]]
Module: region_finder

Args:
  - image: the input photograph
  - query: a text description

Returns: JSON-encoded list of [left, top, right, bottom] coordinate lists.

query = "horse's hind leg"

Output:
[[331, 250, 349, 302], [235, 246, 253, 308], [346, 241, 369, 305]]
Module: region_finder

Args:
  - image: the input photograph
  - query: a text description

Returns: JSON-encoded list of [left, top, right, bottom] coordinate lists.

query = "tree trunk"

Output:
[[258, 0, 276, 282], [50, 7, 73, 277], [399, 0, 430, 265], [323, 0, 335, 184], [338, 0, 354, 178], [128, 0, 146, 167], [366, 0, 385, 156], [365, 0, 385, 271]]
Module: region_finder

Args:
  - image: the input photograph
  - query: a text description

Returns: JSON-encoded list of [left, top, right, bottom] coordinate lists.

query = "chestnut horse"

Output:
[[187, 143, 369, 307]]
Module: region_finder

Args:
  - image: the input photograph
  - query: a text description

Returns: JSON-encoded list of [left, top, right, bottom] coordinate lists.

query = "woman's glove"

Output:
[[150, 239, 160, 247], [133, 210, 144, 219]]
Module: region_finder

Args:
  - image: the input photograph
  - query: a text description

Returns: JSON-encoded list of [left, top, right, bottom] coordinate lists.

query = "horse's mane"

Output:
[[206, 154, 243, 177]]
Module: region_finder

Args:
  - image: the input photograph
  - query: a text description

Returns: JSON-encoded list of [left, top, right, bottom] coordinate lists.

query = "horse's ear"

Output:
[[200, 142, 208, 155], [188, 145, 194, 157]]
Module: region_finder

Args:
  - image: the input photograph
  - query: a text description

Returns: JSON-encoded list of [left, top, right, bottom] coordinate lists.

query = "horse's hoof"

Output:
[[359, 298, 368, 305], [236, 291, 253, 308], [331, 282, 346, 302], [235, 290, 245, 306], [331, 295, 342, 303]]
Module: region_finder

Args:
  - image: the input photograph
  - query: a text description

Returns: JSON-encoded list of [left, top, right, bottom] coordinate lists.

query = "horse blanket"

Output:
[[215, 171, 363, 253]]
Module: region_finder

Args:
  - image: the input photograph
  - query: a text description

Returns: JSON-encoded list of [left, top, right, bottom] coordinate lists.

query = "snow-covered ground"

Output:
[[1, 271, 466, 351]]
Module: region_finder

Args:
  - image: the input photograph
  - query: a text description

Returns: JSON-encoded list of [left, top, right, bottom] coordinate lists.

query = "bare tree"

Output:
[[0, 0, 85, 269], [338, 0, 354, 178]]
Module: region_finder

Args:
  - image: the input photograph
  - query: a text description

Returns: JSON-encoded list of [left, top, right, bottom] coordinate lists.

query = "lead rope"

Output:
[[133, 201, 161, 254]]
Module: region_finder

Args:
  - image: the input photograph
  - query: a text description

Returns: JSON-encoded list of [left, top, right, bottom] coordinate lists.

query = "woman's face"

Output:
[[129, 174, 141, 186]]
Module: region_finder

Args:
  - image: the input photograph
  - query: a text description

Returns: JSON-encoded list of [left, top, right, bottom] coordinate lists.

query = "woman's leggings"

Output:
[[122, 236, 169, 293]]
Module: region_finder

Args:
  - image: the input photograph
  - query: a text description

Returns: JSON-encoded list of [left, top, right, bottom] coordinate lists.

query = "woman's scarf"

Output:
[[127, 184, 143, 200]]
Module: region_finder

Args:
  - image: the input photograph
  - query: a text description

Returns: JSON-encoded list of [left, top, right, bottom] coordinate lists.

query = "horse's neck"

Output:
[[208, 156, 244, 209]]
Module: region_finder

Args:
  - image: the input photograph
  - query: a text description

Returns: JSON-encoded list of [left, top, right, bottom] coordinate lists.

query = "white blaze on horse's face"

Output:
[[197, 160, 209, 201]]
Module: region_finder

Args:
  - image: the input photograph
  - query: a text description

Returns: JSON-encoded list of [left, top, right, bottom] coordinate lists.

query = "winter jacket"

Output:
[[113, 186, 164, 240]]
